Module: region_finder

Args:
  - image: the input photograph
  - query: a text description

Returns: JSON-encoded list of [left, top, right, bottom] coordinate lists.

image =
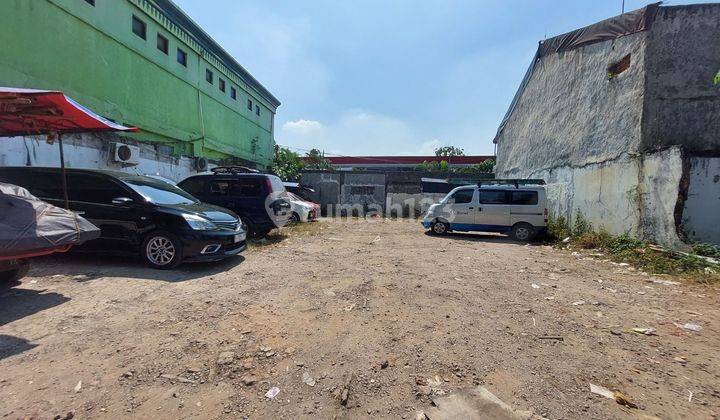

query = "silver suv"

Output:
[[422, 182, 547, 241]]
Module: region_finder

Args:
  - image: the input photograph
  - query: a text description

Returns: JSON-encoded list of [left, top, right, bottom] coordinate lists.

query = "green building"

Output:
[[0, 0, 280, 168]]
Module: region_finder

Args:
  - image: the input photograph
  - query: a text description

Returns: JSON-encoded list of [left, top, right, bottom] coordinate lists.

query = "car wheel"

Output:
[[430, 221, 450, 235], [0, 260, 30, 283], [142, 231, 183, 269], [289, 212, 300, 223], [511, 223, 536, 242]]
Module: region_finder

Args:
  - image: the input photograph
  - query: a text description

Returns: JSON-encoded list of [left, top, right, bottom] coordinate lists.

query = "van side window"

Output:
[[479, 190, 507, 204], [510, 191, 538, 205], [450, 189, 474, 204]]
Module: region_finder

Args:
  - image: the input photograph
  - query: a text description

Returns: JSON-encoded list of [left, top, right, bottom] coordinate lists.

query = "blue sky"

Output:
[[175, 0, 707, 157]]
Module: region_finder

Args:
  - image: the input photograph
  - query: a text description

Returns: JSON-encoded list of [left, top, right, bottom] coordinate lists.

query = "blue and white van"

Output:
[[422, 181, 547, 241]]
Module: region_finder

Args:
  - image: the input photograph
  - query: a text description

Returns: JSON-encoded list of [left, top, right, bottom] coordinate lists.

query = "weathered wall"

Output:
[[528, 148, 686, 247], [340, 173, 386, 213], [0, 134, 203, 183], [299, 171, 482, 217], [495, 31, 647, 177], [683, 157, 720, 244], [643, 4, 720, 153]]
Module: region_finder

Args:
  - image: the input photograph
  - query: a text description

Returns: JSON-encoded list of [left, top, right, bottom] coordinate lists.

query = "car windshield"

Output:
[[123, 178, 198, 205]]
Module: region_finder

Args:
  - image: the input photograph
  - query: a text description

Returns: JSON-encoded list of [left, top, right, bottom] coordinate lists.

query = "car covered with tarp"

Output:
[[0, 182, 100, 283]]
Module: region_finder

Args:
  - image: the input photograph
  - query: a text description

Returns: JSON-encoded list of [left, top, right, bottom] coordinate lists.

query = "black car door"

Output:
[[65, 173, 145, 252]]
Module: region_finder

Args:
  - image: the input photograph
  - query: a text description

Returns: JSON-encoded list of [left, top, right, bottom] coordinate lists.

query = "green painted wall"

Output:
[[0, 0, 278, 167]]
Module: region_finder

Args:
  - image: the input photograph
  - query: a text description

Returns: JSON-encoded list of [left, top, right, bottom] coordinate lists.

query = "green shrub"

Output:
[[572, 212, 592, 237]]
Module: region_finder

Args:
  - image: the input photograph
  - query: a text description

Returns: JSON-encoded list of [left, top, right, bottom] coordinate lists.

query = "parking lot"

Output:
[[1, 218, 719, 419]]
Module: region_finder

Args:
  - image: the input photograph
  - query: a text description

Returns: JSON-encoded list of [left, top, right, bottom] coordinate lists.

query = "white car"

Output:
[[286, 192, 319, 223], [423, 180, 547, 241]]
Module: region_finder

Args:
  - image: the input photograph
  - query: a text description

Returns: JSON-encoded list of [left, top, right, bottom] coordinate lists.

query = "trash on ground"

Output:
[[265, 386, 280, 399], [74, 380, 82, 393], [531, 283, 540, 289], [562, 237, 570, 243], [589, 383, 638, 408], [680, 323, 702, 332], [631, 327, 656, 336], [648, 278, 680, 286], [572, 300, 586, 306], [426, 385, 538, 419], [302, 371, 316, 387]]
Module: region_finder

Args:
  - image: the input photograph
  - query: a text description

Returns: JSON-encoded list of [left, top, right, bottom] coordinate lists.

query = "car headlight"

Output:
[[182, 213, 218, 230]]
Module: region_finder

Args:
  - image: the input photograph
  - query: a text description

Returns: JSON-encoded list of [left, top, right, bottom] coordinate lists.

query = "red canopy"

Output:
[[0, 87, 137, 136]]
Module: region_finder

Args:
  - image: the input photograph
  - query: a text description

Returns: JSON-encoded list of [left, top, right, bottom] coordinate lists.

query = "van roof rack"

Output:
[[210, 166, 260, 174], [476, 178, 545, 189]]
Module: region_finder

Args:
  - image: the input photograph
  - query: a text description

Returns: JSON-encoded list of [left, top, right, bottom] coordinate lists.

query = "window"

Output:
[[178, 177, 205, 196], [205, 69, 213, 84], [124, 179, 197, 205], [132, 15, 146, 40], [247, 99, 252, 110], [67, 174, 129, 205], [479, 190, 508, 204], [510, 191, 538, 205], [156, 34, 169, 54], [607, 54, 631, 79], [84, 0, 95, 6], [210, 180, 262, 197], [219, 78, 226, 92], [230, 87, 237, 100], [350, 186, 375, 195], [449, 189, 474, 204], [255, 105, 260, 116], [177, 48, 187, 66]]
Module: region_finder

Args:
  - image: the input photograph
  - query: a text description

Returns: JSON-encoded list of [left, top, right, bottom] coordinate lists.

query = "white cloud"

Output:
[[418, 139, 442, 155], [282, 119, 323, 134], [278, 109, 448, 156]]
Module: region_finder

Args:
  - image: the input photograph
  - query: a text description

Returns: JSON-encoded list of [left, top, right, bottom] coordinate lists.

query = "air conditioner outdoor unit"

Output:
[[112, 143, 140, 166], [195, 156, 209, 172]]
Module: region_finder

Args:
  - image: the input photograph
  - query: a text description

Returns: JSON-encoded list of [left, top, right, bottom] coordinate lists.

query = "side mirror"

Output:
[[112, 197, 134, 205]]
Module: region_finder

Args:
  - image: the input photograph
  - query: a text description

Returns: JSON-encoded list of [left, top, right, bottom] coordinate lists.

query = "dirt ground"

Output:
[[1, 218, 719, 419]]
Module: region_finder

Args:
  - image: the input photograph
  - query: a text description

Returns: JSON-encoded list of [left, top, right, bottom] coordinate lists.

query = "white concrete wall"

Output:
[[525, 148, 687, 247], [683, 157, 720, 244], [0, 134, 206, 183]]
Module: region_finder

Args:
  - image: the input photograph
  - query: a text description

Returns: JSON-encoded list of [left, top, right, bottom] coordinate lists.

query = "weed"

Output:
[[572, 212, 593, 237], [693, 243, 720, 259]]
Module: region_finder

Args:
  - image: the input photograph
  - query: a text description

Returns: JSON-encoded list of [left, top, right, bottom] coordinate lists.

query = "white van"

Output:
[[422, 181, 547, 241]]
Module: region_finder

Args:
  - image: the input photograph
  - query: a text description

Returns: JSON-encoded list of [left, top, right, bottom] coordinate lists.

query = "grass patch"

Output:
[[546, 213, 719, 283]]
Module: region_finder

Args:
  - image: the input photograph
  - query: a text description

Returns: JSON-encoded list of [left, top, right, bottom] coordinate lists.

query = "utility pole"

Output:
[[622, 0, 625, 13]]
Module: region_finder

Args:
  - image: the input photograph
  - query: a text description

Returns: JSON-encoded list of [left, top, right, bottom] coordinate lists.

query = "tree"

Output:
[[270, 145, 304, 181], [434, 146, 465, 157], [304, 148, 332, 170]]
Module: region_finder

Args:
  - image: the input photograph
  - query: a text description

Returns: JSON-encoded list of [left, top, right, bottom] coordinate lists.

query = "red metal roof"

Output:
[[0, 87, 138, 136], [303, 155, 493, 165]]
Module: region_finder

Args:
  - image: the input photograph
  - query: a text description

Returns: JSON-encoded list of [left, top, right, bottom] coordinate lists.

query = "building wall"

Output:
[[494, 5, 720, 246], [0, 0, 277, 167], [0, 134, 205, 183], [683, 157, 720, 244], [494, 32, 647, 177], [643, 4, 720, 153]]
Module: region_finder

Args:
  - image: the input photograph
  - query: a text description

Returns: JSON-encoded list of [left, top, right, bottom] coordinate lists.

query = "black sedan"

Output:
[[0, 167, 247, 269]]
